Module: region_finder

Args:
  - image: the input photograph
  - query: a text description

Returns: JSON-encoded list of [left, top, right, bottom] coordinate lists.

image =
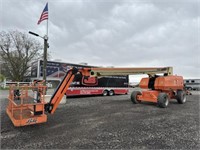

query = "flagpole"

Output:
[[46, 2, 48, 37], [46, 15, 48, 37], [31, 2, 49, 91], [43, 4, 48, 89]]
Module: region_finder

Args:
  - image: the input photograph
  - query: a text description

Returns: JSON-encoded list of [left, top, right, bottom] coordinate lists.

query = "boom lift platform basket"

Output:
[[6, 81, 47, 126]]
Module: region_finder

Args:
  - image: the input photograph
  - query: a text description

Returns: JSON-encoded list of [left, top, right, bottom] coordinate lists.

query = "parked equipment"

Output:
[[6, 67, 186, 127], [88, 67, 186, 108]]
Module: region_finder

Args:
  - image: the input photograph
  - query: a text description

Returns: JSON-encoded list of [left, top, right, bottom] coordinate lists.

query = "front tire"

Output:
[[176, 90, 186, 104], [130, 91, 142, 104], [102, 90, 108, 96], [157, 93, 169, 108]]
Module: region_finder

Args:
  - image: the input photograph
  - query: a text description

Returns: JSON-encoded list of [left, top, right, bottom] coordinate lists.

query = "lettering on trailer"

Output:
[[80, 89, 99, 94], [26, 118, 37, 125]]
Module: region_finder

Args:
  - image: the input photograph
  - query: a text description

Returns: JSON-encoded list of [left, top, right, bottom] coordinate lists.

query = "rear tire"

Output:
[[130, 91, 142, 104], [157, 93, 169, 108], [102, 90, 108, 96], [176, 90, 186, 104], [109, 90, 114, 96]]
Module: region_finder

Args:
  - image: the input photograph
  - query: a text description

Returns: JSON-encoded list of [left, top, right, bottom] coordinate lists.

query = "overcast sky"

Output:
[[1, 0, 199, 80]]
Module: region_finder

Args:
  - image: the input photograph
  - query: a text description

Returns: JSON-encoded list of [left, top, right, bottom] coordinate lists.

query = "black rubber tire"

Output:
[[176, 90, 186, 104], [130, 91, 142, 104], [109, 90, 114, 96], [157, 93, 169, 108], [102, 90, 108, 96]]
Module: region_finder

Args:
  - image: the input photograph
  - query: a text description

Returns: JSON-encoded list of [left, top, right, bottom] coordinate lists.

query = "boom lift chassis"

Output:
[[6, 67, 186, 127]]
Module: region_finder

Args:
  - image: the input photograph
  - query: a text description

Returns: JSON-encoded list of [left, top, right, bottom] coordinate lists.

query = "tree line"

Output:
[[0, 30, 44, 82]]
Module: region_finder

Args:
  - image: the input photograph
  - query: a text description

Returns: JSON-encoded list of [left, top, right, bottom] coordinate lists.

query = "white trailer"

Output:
[[184, 79, 200, 90]]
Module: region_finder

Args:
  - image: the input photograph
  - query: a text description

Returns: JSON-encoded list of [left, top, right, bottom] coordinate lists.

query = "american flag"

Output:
[[37, 3, 48, 25]]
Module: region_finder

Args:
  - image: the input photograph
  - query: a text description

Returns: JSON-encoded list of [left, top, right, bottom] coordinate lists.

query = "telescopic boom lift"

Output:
[[6, 66, 186, 127]]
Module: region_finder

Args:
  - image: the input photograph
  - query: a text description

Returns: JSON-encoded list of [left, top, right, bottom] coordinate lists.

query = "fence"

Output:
[[0, 80, 53, 89], [0, 81, 32, 89]]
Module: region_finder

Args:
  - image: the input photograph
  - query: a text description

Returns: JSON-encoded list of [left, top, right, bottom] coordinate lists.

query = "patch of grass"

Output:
[[0, 87, 9, 90]]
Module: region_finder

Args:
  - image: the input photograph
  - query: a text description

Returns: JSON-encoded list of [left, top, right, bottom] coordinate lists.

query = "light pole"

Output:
[[29, 31, 48, 87]]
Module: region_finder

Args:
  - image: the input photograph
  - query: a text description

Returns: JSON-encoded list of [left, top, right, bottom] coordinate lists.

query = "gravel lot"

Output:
[[1, 89, 200, 149]]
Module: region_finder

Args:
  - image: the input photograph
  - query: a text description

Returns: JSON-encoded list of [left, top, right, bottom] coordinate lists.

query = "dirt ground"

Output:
[[1, 89, 200, 149]]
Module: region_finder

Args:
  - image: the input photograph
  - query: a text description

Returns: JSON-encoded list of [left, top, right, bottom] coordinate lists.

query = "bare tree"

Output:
[[0, 31, 43, 81]]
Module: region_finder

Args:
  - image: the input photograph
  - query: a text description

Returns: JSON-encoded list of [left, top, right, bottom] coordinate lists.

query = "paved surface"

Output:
[[1, 89, 200, 149]]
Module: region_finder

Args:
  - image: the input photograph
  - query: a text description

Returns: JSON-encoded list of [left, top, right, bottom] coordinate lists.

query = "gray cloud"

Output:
[[1, 0, 199, 79]]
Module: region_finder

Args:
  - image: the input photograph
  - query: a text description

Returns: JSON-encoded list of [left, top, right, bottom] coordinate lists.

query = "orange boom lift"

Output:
[[6, 67, 186, 127]]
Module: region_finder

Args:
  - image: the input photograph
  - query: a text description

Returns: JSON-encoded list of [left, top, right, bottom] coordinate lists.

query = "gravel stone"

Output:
[[1, 90, 199, 149]]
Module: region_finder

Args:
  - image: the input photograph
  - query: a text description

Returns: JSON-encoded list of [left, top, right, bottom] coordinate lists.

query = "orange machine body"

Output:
[[140, 75, 184, 90], [138, 75, 184, 103], [154, 75, 184, 90]]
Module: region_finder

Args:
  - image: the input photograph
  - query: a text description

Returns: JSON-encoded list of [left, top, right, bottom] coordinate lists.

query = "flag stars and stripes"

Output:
[[37, 3, 48, 25]]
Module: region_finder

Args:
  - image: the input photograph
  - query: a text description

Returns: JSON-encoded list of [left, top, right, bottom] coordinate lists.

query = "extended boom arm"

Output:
[[45, 68, 79, 114], [45, 67, 91, 114], [46, 66, 173, 114], [89, 67, 173, 76]]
